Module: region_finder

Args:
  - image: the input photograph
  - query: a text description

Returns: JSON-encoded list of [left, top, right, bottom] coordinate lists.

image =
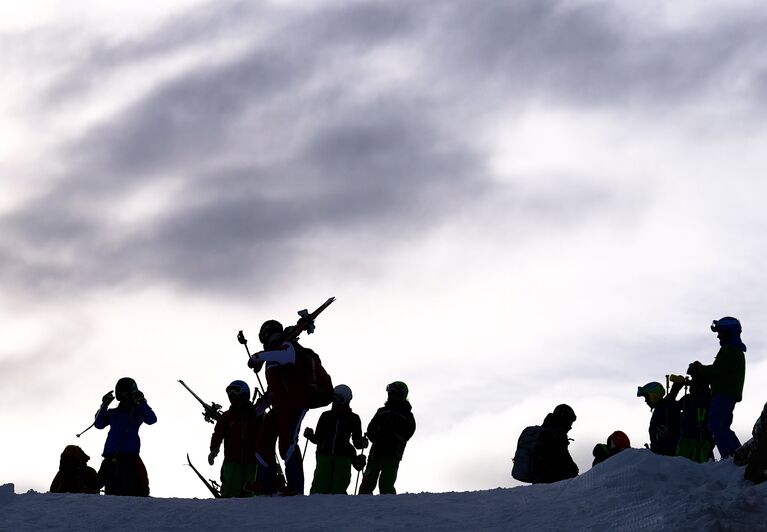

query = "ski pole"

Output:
[[237, 330, 266, 394], [77, 391, 112, 437], [76, 420, 96, 438], [354, 448, 366, 496], [303, 437, 309, 458]]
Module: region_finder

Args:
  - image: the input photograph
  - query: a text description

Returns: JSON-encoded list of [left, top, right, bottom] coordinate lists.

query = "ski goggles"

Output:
[[226, 384, 247, 395]]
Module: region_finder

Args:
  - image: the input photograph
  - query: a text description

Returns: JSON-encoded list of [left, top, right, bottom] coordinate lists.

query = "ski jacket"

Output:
[[260, 341, 309, 409], [648, 386, 682, 456], [210, 404, 263, 464], [366, 399, 416, 460], [534, 413, 578, 483], [700, 345, 746, 402], [94, 400, 157, 455], [308, 404, 364, 457]]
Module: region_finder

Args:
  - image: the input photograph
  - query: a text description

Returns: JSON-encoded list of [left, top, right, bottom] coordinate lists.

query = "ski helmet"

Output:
[[637, 382, 665, 404], [553, 404, 576, 424], [333, 384, 353, 405], [259, 319, 283, 346], [386, 381, 409, 400], [710, 316, 742, 335], [607, 431, 631, 451], [226, 380, 250, 397], [115, 377, 138, 402]]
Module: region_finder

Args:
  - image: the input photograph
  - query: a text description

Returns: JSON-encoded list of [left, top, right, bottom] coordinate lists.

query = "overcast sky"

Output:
[[3, 0, 767, 498]]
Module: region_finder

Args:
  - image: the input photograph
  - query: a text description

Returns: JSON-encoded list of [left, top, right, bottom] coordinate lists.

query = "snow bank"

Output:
[[2, 450, 765, 531]]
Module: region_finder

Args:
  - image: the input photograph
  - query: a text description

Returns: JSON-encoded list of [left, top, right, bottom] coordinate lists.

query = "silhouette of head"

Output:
[[115, 377, 138, 402]]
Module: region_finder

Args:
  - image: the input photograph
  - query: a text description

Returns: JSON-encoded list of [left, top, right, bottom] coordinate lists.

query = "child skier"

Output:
[[637, 380, 683, 456], [358, 381, 416, 495], [50, 445, 101, 494], [208, 380, 264, 497], [94, 377, 157, 496], [304, 384, 368, 494]]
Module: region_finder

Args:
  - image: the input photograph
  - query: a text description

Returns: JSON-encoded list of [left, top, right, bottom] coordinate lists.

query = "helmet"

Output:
[[115, 377, 138, 402], [333, 384, 353, 405], [386, 381, 409, 400], [553, 404, 576, 424], [259, 320, 284, 346], [607, 430, 631, 451], [637, 382, 665, 404], [61, 445, 90, 462], [711, 316, 742, 335], [226, 380, 250, 397]]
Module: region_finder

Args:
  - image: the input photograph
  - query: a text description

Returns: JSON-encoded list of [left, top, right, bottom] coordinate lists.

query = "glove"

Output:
[[132, 390, 145, 404], [354, 436, 369, 450], [208, 450, 218, 466], [247, 355, 264, 372], [304, 427, 315, 439], [669, 374, 688, 385], [101, 391, 114, 407], [687, 361, 702, 376], [352, 454, 367, 472]]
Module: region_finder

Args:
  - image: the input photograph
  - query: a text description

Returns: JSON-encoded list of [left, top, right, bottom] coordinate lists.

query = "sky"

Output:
[[2, 0, 767, 498], [4, 450, 767, 530]]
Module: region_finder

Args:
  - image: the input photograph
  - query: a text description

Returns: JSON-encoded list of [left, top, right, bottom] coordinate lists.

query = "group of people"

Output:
[[510, 316, 766, 486], [50, 318, 417, 498]]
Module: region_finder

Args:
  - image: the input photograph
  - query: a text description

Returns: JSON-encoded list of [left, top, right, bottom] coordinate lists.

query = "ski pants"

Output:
[[98, 454, 149, 496], [220, 462, 257, 498], [358, 455, 400, 495], [255, 405, 307, 494], [709, 395, 741, 459], [310, 455, 352, 494]]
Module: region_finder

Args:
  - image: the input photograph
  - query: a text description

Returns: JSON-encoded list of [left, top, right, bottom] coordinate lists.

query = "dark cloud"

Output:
[[4, 0, 765, 297]]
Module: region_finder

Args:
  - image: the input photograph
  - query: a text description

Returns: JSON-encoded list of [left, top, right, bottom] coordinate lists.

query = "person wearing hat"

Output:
[[688, 316, 747, 459], [637, 380, 684, 456], [358, 381, 416, 495], [208, 380, 264, 498], [50, 445, 101, 494], [592, 431, 631, 467], [532, 404, 579, 483], [304, 384, 368, 494]]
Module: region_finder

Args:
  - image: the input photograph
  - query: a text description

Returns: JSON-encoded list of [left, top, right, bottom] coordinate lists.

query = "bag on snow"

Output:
[[294, 343, 334, 409], [512, 425, 542, 483]]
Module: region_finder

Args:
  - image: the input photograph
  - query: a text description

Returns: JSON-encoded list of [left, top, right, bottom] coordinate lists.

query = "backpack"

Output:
[[512, 425, 542, 483], [293, 343, 334, 409]]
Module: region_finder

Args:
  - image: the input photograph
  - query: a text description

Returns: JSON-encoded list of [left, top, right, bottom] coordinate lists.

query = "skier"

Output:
[[247, 319, 310, 495], [358, 381, 416, 495], [636, 380, 683, 456], [532, 404, 579, 483], [208, 380, 264, 498], [739, 401, 767, 484], [304, 384, 368, 494], [688, 316, 746, 459], [50, 445, 101, 494], [94, 377, 157, 496], [592, 431, 631, 466], [672, 373, 714, 463]]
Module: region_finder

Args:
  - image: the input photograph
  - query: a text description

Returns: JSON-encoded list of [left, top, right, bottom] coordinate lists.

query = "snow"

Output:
[[2, 449, 766, 531]]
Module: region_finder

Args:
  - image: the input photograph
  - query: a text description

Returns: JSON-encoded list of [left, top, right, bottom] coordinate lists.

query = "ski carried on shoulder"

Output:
[[186, 453, 221, 498]]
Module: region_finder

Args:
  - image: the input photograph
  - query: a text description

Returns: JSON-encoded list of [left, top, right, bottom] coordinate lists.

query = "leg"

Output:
[[253, 410, 279, 494], [358, 454, 382, 495], [709, 395, 741, 458], [330, 456, 352, 495], [276, 406, 307, 494], [377, 458, 400, 495], [310, 454, 333, 494]]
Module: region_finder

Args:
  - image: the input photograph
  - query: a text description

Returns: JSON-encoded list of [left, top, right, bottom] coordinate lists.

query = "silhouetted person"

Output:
[[50, 445, 101, 494], [637, 381, 682, 456], [95, 377, 157, 496], [359, 381, 416, 495], [689, 317, 746, 459], [533, 404, 579, 483], [208, 380, 264, 498], [592, 431, 631, 467], [305, 384, 368, 494], [672, 373, 714, 463]]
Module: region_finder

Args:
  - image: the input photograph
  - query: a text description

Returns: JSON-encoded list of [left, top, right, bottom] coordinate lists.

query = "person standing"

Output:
[[94, 377, 157, 496], [305, 384, 368, 494], [689, 316, 746, 459], [637, 380, 683, 456], [208, 380, 264, 498], [358, 381, 416, 495]]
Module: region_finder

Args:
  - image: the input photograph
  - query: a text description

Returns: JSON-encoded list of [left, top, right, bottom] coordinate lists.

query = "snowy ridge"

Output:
[[2, 450, 766, 531]]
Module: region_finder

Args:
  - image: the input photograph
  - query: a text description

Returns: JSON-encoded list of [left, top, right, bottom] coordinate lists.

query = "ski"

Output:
[[186, 453, 221, 498], [178, 380, 223, 424]]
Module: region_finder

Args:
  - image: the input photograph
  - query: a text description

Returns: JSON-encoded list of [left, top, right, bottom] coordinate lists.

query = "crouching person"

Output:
[[50, 445, 101, 494]]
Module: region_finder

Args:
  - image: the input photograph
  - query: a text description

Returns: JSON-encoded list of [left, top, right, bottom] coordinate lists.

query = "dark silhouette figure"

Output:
[[208, 380, 264, 498], [637, 381, 682, 456], [50, 445, 101, 494], [532, 404, 579, 483], [358, 381, 416, 495], [672, 373, 714, 463], [592, 431, 631, 466], [95, 377, 157, 496]]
